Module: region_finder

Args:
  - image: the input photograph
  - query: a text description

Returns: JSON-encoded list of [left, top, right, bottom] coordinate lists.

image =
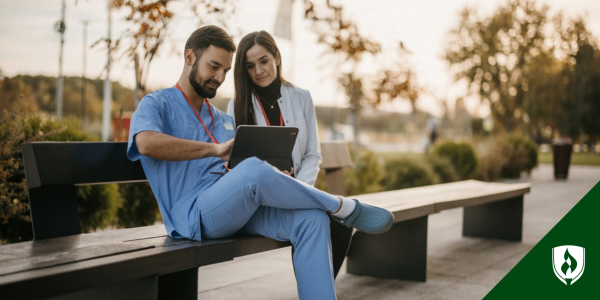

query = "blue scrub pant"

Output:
[[198, 157, 341, 300]]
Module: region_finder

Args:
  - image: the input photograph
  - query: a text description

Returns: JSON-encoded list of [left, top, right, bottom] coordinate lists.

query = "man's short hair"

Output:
[[185, 25, 236, 59]]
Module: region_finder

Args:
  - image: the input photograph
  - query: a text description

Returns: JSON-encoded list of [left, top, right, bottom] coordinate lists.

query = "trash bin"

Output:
[[552, 138, 573, 180]]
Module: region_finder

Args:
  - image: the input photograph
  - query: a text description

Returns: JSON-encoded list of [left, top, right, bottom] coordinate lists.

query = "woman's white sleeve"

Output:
[[226, 99, 238, 128], [226, 99, 235, 118], [295, 91, 322, 186]]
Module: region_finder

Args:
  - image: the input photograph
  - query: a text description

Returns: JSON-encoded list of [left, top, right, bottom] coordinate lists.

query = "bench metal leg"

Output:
[[28, 185, 81, 240], [463, 196, 523, 241], [330, 214, 354, 279], [346, 216, 428, 281], [158, 267, 199, 300]]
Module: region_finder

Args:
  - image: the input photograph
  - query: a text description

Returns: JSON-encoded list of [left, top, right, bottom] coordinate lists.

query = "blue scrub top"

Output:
[[127, 87, 236, 241]]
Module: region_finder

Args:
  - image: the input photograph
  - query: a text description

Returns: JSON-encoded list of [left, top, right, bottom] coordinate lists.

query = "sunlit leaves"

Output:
[[303, 1, 419, 112], [303, 0, 380, 62]]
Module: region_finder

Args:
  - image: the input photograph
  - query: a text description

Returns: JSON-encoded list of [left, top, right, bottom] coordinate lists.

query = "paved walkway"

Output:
[[196, 164, 600, 299]]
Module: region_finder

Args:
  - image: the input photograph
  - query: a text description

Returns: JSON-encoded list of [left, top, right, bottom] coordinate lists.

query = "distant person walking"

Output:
[[426, 114, 439, 151]]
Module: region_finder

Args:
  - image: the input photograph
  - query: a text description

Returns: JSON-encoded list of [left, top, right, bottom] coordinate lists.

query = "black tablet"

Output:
[[228, 125, 298, 171]]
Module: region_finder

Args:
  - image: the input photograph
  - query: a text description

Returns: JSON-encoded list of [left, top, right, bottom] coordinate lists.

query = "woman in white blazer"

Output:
[[227, 41, 320, 185], [227, 30, 352, 279]]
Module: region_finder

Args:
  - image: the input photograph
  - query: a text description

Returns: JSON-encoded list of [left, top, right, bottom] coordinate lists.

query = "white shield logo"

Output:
[[552, 245, 585, 285]]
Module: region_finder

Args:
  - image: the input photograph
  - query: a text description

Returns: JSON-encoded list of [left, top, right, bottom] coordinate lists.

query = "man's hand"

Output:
[[136, 131, 231, 162], [214, 138, 234, 162]]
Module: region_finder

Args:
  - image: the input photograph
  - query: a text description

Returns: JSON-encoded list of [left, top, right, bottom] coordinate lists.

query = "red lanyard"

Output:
[[255, 93, 283, 126], [176, 83, 219, 144]]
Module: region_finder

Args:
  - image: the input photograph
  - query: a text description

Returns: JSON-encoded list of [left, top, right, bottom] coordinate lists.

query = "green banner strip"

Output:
[[485, 181, 600, 298]]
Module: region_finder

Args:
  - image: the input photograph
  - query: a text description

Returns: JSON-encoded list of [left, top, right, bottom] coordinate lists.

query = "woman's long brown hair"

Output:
[[233, 31, 290, 126]]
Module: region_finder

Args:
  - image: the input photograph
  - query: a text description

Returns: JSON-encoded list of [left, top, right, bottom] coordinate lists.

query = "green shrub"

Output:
[[433, 141, 478, 180], [474, 136, 512, 182], [312, 145, 385, 196], [475, 135, 538, 181], [77, 184, 122, 232], [0, 103, 122, 243], [507, 135, 538, 173], [118, 182, 161, 228], [383, 156, 440, 190], [343, 145, 385, 195], [497, 135, 538, 178], [426, 154, 460, 183]]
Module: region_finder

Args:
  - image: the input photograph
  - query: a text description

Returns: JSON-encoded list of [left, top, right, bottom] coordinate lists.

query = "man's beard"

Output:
[[189, 62, 221, 99]]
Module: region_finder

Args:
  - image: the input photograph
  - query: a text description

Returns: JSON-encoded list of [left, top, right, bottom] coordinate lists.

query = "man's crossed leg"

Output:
[[198, 157, 392, 299]]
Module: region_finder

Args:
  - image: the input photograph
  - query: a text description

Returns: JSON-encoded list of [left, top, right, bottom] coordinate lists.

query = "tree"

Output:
[[104, 0, 237, 104], [445, 0, 599, 142], [529, 14, 599, 143], [559, 43, 600, 143], [551, 15, 600, 144], [446, 0, 554, 134]]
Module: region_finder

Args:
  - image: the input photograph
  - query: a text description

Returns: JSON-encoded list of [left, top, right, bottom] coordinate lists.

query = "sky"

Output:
[[1, 0, 600, 117]]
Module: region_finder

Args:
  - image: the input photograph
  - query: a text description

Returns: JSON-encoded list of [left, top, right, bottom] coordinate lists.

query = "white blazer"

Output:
[[227, 84, 322, 186]]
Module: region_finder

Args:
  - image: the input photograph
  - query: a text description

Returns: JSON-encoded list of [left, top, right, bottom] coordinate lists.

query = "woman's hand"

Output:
[[281, 167, 294, 176]]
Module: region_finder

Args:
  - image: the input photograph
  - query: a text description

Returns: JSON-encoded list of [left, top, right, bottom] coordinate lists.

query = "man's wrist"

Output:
[[210, 143, 220, 158]]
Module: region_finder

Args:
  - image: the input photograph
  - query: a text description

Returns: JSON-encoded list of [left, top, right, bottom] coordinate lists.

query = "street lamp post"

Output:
[[54, 0, 66, 118]]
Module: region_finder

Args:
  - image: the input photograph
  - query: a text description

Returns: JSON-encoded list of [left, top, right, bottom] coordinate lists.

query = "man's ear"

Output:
[[184, 49, 196, 66]]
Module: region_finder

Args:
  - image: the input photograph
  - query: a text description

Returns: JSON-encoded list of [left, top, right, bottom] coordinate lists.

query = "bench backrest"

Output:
[[22, 142, 146, 240], [320, 142, 353, 196], [21, 141, 352, 240]]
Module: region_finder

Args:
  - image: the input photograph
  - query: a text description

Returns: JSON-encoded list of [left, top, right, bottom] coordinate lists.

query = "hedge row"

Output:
[[316, 137, 538, 196]]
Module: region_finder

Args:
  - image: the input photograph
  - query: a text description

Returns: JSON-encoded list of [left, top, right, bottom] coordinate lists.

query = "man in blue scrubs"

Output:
[[127, 25, 394, 300]]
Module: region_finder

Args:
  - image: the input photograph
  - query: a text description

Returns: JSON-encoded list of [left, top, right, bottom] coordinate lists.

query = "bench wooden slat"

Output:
[[353, 180, 530, 215], [352, 192, 436, 223], [432, 180, 530, 211], [0, 225, 168, 261], [0, 235, 290, 299], [0, 243, 154, 277]]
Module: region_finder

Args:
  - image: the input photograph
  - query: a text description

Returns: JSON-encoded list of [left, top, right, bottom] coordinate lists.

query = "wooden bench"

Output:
[[346, 180, 530, 281], [0, 141, 352, 300], [0, 141, 530, 298]]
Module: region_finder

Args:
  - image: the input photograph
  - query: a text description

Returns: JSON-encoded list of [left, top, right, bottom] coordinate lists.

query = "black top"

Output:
[[254, 77, 282, 126]]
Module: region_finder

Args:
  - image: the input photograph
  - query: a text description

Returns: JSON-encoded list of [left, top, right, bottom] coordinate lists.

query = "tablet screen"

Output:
[[228, 125, 298, 171]]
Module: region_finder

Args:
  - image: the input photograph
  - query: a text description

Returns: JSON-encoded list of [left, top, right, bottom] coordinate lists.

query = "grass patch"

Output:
[[381, 151, 600, 167], [539, 152, 600, 166]]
